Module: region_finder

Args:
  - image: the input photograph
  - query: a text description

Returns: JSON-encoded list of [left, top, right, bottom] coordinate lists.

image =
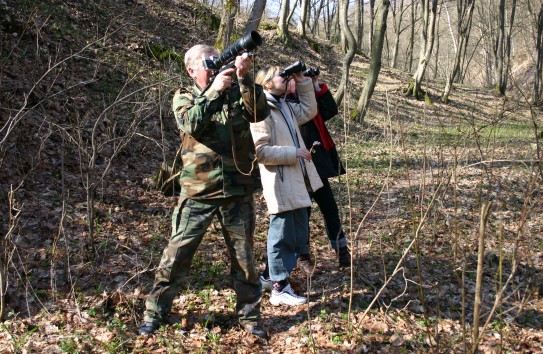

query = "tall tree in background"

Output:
[[334, 0, 358, 106], [368, 0, 376, 50], [390, 0, 405, 69], [405, 0, 438, 99], [442, 0, 476, 103], [298, 0, 309, 37], [244, 0, 266, 34], [354, 0, 390, 123], [494, 0, 516, 95], [215, 0, 239, 50], [277, 0, 291, 43], [406, 1, 418, 73], [354, 0, 364, 53], [534, 2, 543, 104]]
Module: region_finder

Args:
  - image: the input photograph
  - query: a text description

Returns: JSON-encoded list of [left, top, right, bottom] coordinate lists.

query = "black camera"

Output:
[[303, 66, 320, 78], [203, 31, 263, 72], [279, 60, 307, 78]]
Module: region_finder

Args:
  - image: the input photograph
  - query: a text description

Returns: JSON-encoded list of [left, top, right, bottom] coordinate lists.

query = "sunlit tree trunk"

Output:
[[277, 0, 291, 44], [390, 0, 405, 69], [215, 0, 239, 51], [298, 0, 309, 37], [311, 0, 325, 36], [244, 0, 267, 34], [405, 0, 438, 99], [406, 0, 417, 73], [354, 0, 390, 123], [534, 3, 543, 104], [354, 0, 363, 53], [432, 3, 442, 80], [368, 0, 376, 50], [334, 0, 358, 106], [442, 0, 476, 103]]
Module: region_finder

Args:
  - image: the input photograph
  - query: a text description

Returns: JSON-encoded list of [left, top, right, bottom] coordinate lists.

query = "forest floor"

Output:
[[1, 0, 542, 353]]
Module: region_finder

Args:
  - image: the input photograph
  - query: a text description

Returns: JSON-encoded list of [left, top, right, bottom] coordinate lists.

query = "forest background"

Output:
[[1, 0, 542, 352]]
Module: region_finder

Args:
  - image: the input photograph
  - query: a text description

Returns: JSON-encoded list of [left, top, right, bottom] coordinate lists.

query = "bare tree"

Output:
[[334, 0, 358, 106], [368, 0, 376, 50], [277, 0, 291, 43], [390, 0, 406, 69], [494, 0, 516, 95], [442, 0, 476, 103], [405, 0, 438, 99], [354, 0, 391, 123], [534, 2, 543, 104], [298, 0, 310, 37], [216, 0, 240, 51], [244, 0, 267, 34], [354, 0, 364, 53]]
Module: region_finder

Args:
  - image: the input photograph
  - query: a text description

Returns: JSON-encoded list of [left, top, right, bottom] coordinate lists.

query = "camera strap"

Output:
[[229, 62, 258, 177]]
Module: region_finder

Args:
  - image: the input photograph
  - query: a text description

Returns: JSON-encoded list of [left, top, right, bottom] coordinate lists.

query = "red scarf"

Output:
[[313, 111, 335, 151]]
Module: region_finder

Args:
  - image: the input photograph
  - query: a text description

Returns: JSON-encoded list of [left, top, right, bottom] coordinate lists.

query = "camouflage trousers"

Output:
[[143, 195, 262, 326]]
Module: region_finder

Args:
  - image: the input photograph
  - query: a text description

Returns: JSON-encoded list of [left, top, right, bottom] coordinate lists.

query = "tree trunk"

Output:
[[432, 2, 442, 80], [354, 0, 364, 53], [442, 0, 475, 103], [390, 0, 405, 69], [215, 0, 239, 51], [331, 1, 340, 43], [354, 0, 390, 123], [311, 0, 325, 36], [244, 0, 267, 34], [405, 0, 438, 99], [534, 3, 543, 104], [277, 0, 291, 44], [368, 0, 376, 50], [298, 0, 309, 37], [500, 0, 516, 94], [0, 256, 4, 321], [334, 0, 358, 106], [406, 0, 417, 73]]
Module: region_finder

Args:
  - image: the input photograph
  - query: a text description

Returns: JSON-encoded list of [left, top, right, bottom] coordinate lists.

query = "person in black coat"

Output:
[[286, 74, 351, 267]]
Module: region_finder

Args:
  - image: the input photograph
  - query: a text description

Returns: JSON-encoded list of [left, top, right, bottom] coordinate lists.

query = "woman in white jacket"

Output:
[[250, 66, 323, 306]]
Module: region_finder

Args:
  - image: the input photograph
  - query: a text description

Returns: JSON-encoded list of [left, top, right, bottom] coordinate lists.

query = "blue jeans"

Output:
[[267, 208, 310, 282]]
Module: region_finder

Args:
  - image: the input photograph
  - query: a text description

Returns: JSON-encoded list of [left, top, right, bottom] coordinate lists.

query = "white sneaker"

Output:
[[269, 284, 307, 306], [260, 274, 273, 292]]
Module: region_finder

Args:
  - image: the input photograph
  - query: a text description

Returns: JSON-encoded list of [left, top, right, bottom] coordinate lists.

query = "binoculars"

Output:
[[279, 60, 320, 78], [279, 60, 306, 77]]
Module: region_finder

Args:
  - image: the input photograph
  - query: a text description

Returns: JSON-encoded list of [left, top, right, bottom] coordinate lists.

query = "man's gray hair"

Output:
[[184, 44, 216, 71]]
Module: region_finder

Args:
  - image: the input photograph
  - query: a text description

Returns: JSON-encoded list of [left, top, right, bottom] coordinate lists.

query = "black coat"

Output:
[[298, 83, 345, 179]]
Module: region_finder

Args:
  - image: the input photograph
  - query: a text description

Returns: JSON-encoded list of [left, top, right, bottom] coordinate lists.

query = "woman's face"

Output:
[[265, 71, 287, 95]]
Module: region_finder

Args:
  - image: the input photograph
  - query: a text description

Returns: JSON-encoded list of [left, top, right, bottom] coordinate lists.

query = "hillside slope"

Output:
[[1, 0, 542, 353]]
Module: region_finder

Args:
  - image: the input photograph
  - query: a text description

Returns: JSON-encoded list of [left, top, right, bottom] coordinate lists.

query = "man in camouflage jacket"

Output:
[[138, 44, 270, 339]]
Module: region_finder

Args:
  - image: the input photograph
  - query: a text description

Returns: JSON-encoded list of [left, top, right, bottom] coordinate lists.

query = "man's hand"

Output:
[[210, 67, 235, 92], [235, 53, 253, 79]]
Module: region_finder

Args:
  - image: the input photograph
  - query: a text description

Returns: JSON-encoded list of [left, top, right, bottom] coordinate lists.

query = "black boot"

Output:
[[138, 321, 160, 335], [338, 246, 351, 267]]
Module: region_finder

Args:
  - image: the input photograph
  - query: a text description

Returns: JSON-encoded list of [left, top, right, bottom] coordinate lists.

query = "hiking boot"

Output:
[[338, 246, 351, 267], [298, 254, 315, 274], [241, 322, 269, 339], [260, 273, 273, 292], [138, 321, 160, 335], [269, 284, 307, 306]]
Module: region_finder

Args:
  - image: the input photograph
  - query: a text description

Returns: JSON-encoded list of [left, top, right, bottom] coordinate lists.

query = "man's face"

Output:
[[188, 50, 218, 89]]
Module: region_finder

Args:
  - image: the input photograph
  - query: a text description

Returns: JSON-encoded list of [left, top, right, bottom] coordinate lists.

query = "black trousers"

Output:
[[310, 178, 347, 250]]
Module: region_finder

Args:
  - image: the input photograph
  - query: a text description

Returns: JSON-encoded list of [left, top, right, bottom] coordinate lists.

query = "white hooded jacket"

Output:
[[250, 78, 323, 214]]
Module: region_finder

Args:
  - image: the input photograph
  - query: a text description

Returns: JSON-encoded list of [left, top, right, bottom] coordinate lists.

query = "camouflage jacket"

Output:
[[172, 75, 270, 199]]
